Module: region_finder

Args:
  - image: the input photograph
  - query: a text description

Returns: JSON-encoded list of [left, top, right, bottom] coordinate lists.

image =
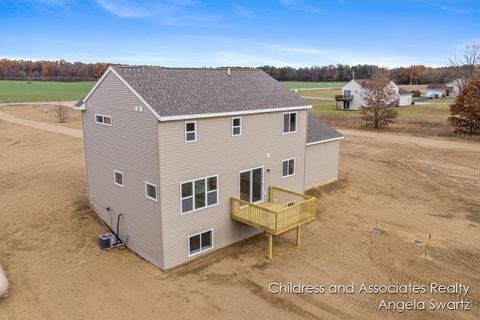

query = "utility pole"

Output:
[[410, 66, 414, 85], [352, 70, 355, 80]]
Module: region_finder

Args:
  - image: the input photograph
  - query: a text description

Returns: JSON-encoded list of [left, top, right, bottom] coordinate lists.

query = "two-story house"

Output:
[[335, 79, 412, 110], [75, 66, 343, 270]]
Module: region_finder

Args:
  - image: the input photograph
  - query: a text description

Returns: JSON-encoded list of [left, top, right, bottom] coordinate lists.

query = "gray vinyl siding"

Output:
[[158, 110, 307, 269], [82, 72, 164, 268], [305, 140, 340, 189]]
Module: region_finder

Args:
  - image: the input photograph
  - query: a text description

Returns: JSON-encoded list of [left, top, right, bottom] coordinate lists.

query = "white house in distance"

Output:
[[426, 84, 454, 98], [335, 79, 412, 110]]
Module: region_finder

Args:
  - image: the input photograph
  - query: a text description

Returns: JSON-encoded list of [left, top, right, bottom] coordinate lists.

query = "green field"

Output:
[[307, 98, 451, 122], [299, 88, 341, 99], [0, 80, 95, 103], [282, 81, 345, 89]]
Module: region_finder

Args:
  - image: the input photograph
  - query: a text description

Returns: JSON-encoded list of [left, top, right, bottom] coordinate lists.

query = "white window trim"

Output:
[[188, 228, 214, 257], [180, 174, 219, 215], [145, 181, 158, 201], [95, 113, 112, 126], [281, 157, 296, 178], [239, 166, 264, 204], [113, 170, 124, 187], [185, 121, 197, 143], [232, 116, 242, 136], [282, 112, 297, 134]]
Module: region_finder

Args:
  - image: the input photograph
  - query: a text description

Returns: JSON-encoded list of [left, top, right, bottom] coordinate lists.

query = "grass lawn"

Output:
[[298, 88, 341, 99], [0, 80, 95, 102], [282, 81, 345, 89], [307, 99, 451, 122]]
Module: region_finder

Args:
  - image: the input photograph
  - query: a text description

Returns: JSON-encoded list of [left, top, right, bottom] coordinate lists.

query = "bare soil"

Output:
[[0, 104, 82, 129], [0, 111, 479, 319]]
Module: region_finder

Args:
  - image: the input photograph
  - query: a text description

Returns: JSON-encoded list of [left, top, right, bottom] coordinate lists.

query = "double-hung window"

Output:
[[181, 175, 218, 214], [232, 117, 241, 136], [188, 229, 213, 256], [282, 158, 295, 178], [283, 112, 297, 133], [95, 114, 112, 126], [185, 121, 196, 142]]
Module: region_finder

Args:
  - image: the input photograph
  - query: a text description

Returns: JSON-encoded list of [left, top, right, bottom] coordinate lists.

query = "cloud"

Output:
[[231, 4, 253, 18], [267, 44, 329, 55], [278, 0, 324, 14], [93, 0, 224, 26], [415, 0, 470, 14]]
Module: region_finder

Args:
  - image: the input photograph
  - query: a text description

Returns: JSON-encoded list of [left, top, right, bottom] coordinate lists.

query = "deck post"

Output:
[[267, 233, 273, 260], [296, 226, 300, 247]]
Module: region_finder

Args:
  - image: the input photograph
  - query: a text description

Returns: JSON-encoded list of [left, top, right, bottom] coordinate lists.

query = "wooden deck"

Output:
[[231, 186, 316, 236]]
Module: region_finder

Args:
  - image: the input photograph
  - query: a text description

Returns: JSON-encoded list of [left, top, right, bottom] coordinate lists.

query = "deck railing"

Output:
[[231, 186, 316, 235], [335, 94, 353, 101]]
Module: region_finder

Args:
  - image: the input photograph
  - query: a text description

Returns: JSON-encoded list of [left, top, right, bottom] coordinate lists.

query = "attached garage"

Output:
[[305, 113, 343, 189]]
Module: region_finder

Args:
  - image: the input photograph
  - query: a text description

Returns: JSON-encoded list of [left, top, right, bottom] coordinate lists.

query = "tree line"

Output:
[[259, 64, 459, 84], [0, 59, 111, 81]]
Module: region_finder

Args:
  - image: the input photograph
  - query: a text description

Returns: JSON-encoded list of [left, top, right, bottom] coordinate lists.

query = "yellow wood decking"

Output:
[[231, 186, 316, 236]]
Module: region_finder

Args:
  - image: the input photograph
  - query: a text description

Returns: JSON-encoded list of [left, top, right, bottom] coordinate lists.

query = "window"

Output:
[[232, 117, 241, 136], [283, 112, 297, 133], [188, 229, 213, 256], [145, 182, 157, 201], [181, 175, 218, 214], [185, 121, 196, 142], [113, 170, 124, 187], [282, 158, 295, 178], [95, 114, 112, 126]]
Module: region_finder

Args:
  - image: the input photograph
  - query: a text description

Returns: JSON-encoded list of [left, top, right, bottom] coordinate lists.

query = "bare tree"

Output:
[[448, 41, 480, 92], [54, 101, 69, 123], [360, 69, 399, 129]]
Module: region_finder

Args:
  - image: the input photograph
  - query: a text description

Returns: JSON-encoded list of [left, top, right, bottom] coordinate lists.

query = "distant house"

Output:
[[446, 79, 463, 96], [335, 79, 412, 110], [74, 66, 344, 269], [398, 87, 413, 106], [426, 84, 454, 98]]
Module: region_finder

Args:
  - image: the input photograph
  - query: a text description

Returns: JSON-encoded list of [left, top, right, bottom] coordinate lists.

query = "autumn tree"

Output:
[[360, 69, 399, 129], [449, 79, 480, 135]]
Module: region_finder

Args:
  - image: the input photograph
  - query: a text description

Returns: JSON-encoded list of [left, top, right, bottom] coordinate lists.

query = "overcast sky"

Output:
[[1, 0, 479, 68]]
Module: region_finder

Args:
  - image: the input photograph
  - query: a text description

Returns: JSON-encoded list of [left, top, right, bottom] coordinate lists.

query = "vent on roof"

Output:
[[227, 67, 231, 76]]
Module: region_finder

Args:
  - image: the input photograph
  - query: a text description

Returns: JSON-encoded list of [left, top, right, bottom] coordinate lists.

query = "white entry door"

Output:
[[240, 167, 264, 203]]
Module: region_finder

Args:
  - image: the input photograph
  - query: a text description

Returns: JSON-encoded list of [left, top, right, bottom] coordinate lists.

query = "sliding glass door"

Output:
[[240, 167, 264, 203]]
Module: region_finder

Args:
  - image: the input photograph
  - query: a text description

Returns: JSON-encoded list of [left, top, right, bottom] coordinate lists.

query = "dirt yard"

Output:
[[0, 109, 479, 319]]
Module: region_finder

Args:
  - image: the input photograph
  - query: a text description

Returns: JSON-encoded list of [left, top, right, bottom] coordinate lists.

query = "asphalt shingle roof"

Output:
[[307, 112, 343, 144], [398, 87, 412, 95], [113, 66, 308, 117]]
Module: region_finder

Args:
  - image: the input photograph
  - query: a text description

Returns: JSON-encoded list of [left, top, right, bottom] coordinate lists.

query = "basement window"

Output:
[[188, 229, 213, 256], [113, 170, 124, 187], [95, 114, 112, 126], [232, 117, 242, 136], [282, 158, 295, 178], [283, 112, 297, 133], [185, 121, 196, 142], [145, 182, 157, 201], [181, 175, 218, 214]]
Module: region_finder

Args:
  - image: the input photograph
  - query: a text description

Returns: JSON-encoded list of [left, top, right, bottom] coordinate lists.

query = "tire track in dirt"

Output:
[[368, 236, 480, 311]]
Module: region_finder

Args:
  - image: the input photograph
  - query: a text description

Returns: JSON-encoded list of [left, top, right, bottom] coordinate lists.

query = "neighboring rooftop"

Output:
[[427, 84, 447, 89], [307, 112, 343, 144], [112, 66, 308, 118], [398, 87, 412, 95], [353, 79, 369, 87]]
